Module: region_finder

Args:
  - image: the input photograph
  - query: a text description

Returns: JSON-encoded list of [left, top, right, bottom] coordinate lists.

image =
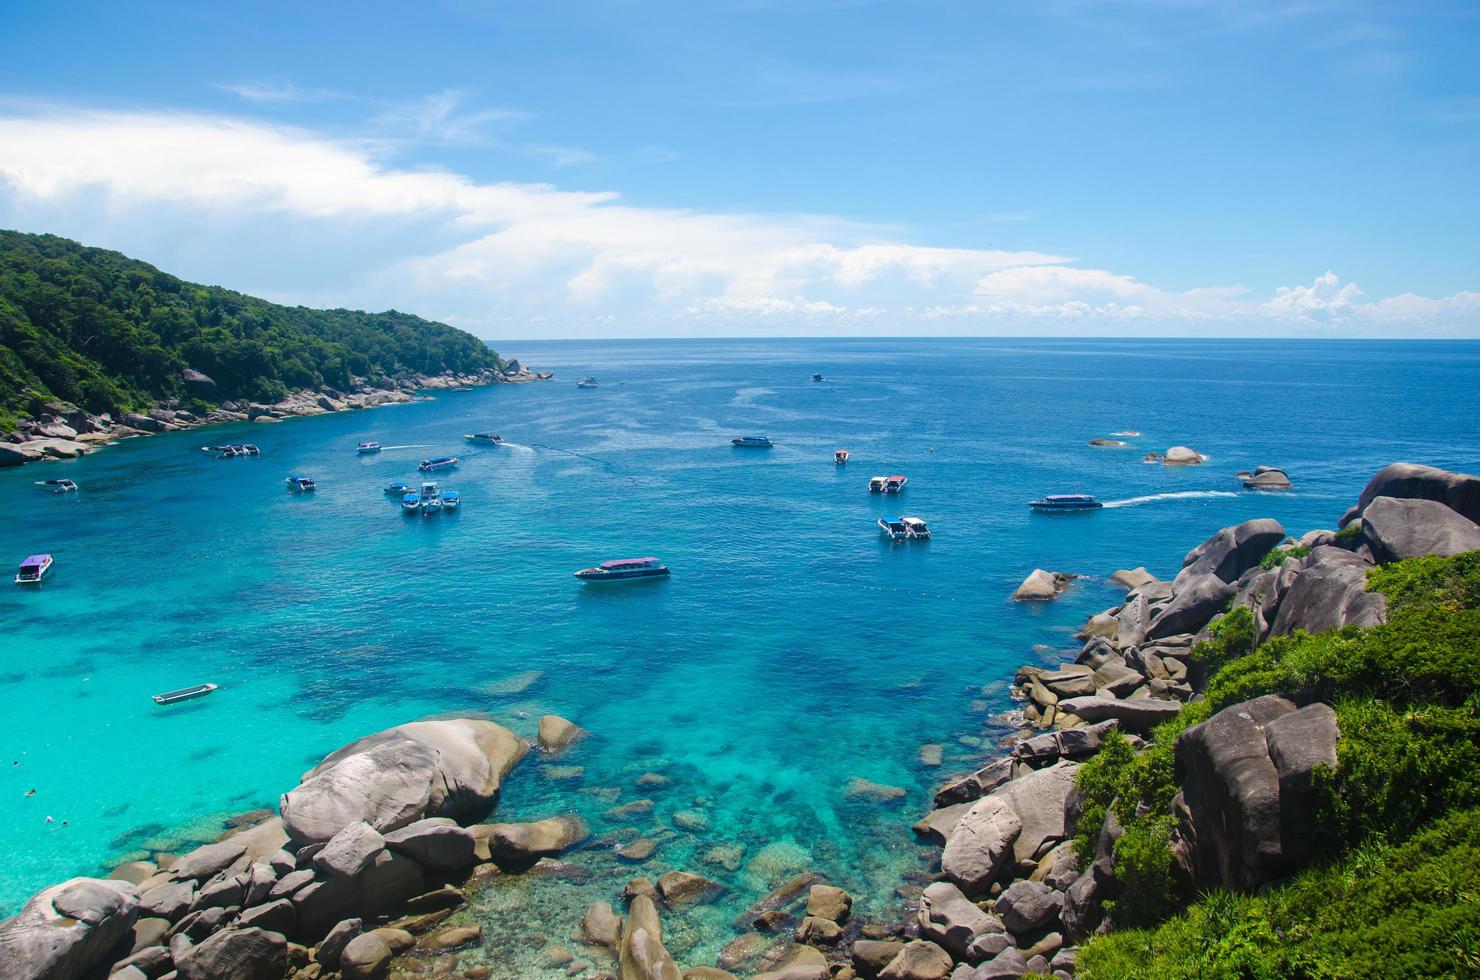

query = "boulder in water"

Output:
[[1012, 569, 1069, 602], [1163, 446, 1206, 465]]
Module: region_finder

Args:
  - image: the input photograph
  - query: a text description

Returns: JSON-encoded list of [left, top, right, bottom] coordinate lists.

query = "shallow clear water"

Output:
[[2, 338, 1477, 971]]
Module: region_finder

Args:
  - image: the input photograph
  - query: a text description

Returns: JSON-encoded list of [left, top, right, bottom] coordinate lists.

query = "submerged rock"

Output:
[[538, 714, 585, 754]]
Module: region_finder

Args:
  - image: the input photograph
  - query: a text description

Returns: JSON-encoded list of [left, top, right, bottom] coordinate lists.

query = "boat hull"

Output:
[[1029, 501, 1103, 511], [574, 567, 670, 582]]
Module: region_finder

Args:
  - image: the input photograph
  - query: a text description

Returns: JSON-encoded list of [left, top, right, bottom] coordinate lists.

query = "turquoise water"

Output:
[[2, 339, 1478, 969]]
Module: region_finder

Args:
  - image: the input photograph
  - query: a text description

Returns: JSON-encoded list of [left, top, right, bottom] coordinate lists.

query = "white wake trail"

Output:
[[1101, 490, 1240, 508]]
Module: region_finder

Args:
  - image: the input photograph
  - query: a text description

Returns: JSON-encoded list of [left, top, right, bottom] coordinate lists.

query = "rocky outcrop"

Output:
[[1147, 574, 1236, 639], [1175, 518, 1286, 586], [1267, 547, 1387, 638], [941, 797, 1021, 895], [1360, 496, 1480, 564], [0, 878, 140, 980], [1342, 461, 1480, 527], [174, 926, 285, 980], [538, 714, 585, 753], [1163, 446, 1206, 465], [281, 718, 528, 844], [1173, 696, 1338, 891]]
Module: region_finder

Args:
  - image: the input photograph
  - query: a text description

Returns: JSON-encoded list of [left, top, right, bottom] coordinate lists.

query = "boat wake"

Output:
[[1101, 490, 1240, 508], [377, 444, 432, 451]]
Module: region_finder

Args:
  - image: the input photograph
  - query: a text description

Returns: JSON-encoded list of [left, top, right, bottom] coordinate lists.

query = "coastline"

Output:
[[0, 364, 553, 468]]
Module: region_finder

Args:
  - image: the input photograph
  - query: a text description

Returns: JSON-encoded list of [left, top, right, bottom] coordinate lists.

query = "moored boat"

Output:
[[878, 517, 910, 542], [418, 481, 443, 515], [15, 553, 53, 584], [464, 433, 503, 445], [812, 373, 824, 382], [35, 479, 78, 494], [574, 557, 671, 582], [401, 491, 421, 513], [152, 683, 217, 705], [835, 450, 849, 464], [357, 441, 382, 454], [206, 443, 260, 459], [286, 475, 317, 493], [884, 475, 907, 493], [576, 377, 599, 388], [384, 481, 413, 496], [901, 516, 931, 539], [731, 435, 773, 448], [1029, 493, 1103, 511], [868, 475, 887, 493], [418, 456, 459, 472], [441, 490, 461, 510]]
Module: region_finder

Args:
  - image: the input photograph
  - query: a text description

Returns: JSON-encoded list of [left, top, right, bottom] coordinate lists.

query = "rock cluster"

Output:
[[0, 367, 550, 467]]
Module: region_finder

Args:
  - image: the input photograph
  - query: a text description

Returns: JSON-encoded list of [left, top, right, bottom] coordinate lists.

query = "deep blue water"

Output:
[[2, 338, 1477, 971]]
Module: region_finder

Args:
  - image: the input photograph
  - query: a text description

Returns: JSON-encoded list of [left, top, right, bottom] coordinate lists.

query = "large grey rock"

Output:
[[170, 841, 248, 881], [1109, 567, 1157, 590], [941, 796, 1021, 895], [992, 760, 1082, 862], [853, 940, 907, 977], [994, 880, 1062, 935], [0, 878, 140, 980], [969, 947, 1030, 978], [1175, 519, 1286, 586], [182, 367, 218, 398], [280, 718, 528, 844], [1012, 569, 1064, 602], [1268, 547, 1387, 638], [382, 818, 477, 871], [1175, 695, 1338, 890], [340, 932, 392, 980], [487, 815, 588, 866], [316, 917, 363, 967], [1148, 574, 1237, 639], [236, 897, 295, 935], [1361, 496, 1480, 564], [879, 939, 954, 980], [918, 881, 999, 959], [139, 879, 196, 922], [314, 822, 386, 878], [934, 758, 1015, 808], [619, 894, 681, 980], [915, 801, 973, 845], [175, 926, 285, 980], [1055, 696, 1181, 734], [1343, 462, 1480, 528]]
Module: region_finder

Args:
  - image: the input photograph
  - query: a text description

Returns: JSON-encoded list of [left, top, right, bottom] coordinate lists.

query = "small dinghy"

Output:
[[36, 479, 78, 494], [152, 683, 217, 706]]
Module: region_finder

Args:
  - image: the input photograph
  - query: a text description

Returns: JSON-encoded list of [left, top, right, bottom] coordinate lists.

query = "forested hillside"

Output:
[[0, 230, 500, 424]]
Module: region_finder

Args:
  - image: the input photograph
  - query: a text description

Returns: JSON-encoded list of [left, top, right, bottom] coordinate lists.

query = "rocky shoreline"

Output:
[[4, 462, 1478, 980], [0, 362, 552, 468]]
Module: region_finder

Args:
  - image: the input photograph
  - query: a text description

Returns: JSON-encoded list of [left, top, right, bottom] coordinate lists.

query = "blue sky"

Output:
[[1, 0, 1477, 339]]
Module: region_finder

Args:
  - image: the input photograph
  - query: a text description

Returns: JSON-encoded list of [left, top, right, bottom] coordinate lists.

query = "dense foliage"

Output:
[[1076, 550, 1480, 978], [0, 230, 501, 425]]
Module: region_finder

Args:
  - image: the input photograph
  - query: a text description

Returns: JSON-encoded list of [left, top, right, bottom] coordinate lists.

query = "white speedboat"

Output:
[[357, 441, 382, 454], [286, 475, 316, 493], [884, 475, 907, 494], [36, 479, 78, 494], [153, 683, 217, 705], [868, 475, 888, 493], [418, 482, 443, 516], [15, 553, 53, 584], [464, 433, 503, 445], [574, 557, 670, 582], [901, 517, 931, 540], [576, 377, 599, 388], [731, 435, 773, 448], [419, 456, 459, 472]]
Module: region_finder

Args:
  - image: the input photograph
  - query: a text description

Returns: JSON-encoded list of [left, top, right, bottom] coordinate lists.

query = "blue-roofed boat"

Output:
[[442, 490, 461, 510], [384, 481, 413, 496], [401, 491, 421, 513], [1029, 493, 1103, 511], [15, 553, 52, 584], [286, 475, 317, 493], [574, 557, 670, 582], [878, 517, 910, 542], [357, 441, 382, 454], [731, 435, 773, 448], [418, 456, 459, 472]]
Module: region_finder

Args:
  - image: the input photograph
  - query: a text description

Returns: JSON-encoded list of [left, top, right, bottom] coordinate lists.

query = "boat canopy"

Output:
[[882, 518, 904, 525], [600, 558, 658, 568], [1044, 494, 1094, 501], [21, 554, 50, 566], [888, 475, 906, 481]]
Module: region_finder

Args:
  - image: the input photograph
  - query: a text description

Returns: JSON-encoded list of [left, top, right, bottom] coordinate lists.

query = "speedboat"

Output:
[[576, 377, 599, 389], [878, 517, 910, 543], [286, 475, 317, 493], [15, 554, 53, 584], [574, 557, 671, 582], [418, 456, 459, 472], [1029, 494, 1103, 511], [206, 443, 260, 459], [884, 475, 907, 494], [357, 441, 382, 454], [36, 479, 78, 494], [465, 433, 503, 445], [812, 373, 825, 382], [868, 476, 887, 493], [835, 450, 849, 464], [901, 517, 931, 540], [401, 491, 421, 513], [418, 482, 443, 515], [153, 683, 217, 705], [731, 435, 773, 448], [384, 481, 413, 496], [441, 490, 461, 510]]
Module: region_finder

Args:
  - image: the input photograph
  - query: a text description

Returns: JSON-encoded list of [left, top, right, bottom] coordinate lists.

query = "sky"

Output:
[[1, 0, 1478, 340]]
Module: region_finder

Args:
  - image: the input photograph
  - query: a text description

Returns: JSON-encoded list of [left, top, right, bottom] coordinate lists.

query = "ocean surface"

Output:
[[2, 338, 1477, 971]]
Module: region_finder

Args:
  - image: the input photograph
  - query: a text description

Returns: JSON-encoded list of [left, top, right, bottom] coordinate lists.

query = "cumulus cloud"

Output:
[[0, 104, 1473, 338]]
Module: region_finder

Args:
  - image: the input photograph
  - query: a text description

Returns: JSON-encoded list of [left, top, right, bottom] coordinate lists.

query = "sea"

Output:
[[2, 338, 1477, 972]]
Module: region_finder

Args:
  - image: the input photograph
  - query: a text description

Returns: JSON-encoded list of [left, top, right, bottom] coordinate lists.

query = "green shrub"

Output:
[[1369, 551, 1480, 613], [1072, 730, 1136, 859], [1258, 544, 1308, 569], [1106, 815, 1178, 930], [1079, 807, 1480, 979], [1191, 605, 1256, 678]]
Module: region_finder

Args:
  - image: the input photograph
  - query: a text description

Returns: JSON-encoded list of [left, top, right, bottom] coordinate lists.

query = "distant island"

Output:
[[0, 230, 546, 462]]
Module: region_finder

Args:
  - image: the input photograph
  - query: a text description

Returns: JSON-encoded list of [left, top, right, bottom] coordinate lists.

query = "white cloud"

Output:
[[0, 104, 1474, 338]]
